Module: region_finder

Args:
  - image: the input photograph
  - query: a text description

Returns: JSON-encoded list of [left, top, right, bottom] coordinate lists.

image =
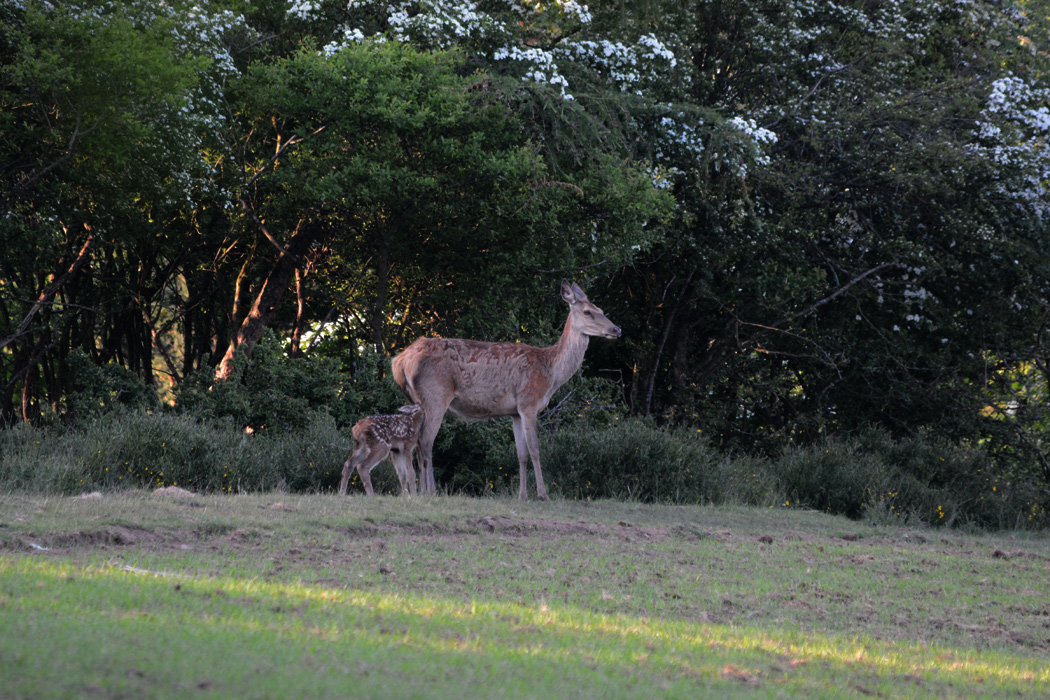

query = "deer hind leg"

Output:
[[406, 445, 419, 495], [339, 445, 367, 495], [416, 398, 451, 495], [346, 442, 390, 496]]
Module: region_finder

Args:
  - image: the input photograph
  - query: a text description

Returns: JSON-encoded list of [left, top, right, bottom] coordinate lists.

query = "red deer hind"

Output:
[[391, 281, 621, 500]]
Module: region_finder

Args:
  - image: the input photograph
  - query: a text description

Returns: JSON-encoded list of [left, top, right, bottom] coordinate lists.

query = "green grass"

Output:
[[1, 492, 1048, 698]]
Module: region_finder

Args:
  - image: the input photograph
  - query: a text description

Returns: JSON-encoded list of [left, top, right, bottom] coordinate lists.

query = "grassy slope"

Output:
[[1, 491, 1048, 699]]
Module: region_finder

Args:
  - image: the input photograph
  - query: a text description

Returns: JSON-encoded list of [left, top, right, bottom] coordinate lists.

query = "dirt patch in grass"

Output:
[[469, 515, 671, 542], [13, 526, 170, 551]]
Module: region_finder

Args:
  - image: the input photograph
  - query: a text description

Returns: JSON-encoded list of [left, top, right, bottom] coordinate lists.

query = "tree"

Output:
[[304, 0, 1049, 479], [612, 0, 1050, 469], [0, 0, 242, 421], [214, 37, 670, 382]]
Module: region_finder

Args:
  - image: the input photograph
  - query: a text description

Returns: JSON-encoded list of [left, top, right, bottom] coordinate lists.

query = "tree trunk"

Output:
[[0, 228, 94, 352], [214, 224, 317, 381], [369, 224, 394, 355], [290, 266, 307, 357]]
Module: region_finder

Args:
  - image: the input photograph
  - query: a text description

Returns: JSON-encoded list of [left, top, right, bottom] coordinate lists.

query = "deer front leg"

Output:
[[522, 413, 548, 501], [511, 415, 532, 500], [390, 449, 414, 496]]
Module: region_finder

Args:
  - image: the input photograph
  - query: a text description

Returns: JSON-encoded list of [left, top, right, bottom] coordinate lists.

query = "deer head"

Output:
[[562, 280, 621, 339]]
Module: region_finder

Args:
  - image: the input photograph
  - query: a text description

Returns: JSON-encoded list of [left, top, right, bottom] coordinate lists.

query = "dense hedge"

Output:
[[528, 420, 1045, 530], [3, 409, 1045, 529]]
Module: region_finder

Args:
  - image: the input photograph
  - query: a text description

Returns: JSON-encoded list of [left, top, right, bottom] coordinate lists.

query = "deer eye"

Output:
[[583, 310, 593, 317]]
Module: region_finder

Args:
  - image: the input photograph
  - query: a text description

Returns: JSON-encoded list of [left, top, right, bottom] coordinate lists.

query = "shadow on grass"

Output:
[[1, 556, 1047, 699]]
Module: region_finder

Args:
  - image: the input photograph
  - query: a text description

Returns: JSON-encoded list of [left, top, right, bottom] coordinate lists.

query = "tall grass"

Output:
[[0, 410, 351, 495], [1, 409, 1045, 529]]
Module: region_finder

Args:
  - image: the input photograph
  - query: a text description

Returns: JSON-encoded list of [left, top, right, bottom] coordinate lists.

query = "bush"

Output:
[[776, 441, 889, 519], [0, 410, 352, 495], [4, 364, 1047, 529], [334, 347, 410, 427], [771, 430, 1048, 529], [850, 429, 1045, 529], [63, 349, 159, 422], [434, 418, 516, 495], [538, 417, 729, 503], [173, 330, 349, 432]]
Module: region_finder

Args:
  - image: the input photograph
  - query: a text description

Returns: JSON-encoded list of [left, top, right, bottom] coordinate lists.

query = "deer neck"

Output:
[[548, 313, 590, 389]]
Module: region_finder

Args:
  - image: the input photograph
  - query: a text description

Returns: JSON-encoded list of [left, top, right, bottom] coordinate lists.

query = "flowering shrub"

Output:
[[299, 0, 778, 172]]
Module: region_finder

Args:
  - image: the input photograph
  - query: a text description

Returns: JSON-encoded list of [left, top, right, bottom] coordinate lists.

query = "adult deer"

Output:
[[339, 405, 424, 496], [391, 281, 621, 500]]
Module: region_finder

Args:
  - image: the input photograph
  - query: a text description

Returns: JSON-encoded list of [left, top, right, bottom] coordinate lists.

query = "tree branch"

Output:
[[769, 261, 899, 329], [0, 227, 95, 351], [238, 127, 325, 255]]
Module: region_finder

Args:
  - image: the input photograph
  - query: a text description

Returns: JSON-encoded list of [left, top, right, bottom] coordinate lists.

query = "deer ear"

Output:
[[571, 282, 588, 302], [561, 280, 576, 304]]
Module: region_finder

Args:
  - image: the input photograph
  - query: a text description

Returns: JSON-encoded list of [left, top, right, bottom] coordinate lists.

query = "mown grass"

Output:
[[1, 492, 1048, 699]]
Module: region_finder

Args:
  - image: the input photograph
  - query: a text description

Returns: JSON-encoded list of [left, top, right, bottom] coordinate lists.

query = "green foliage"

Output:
[[1, 0, 242, 424], [173, 331, 345, 432], [0, 409, 350, 495], [776, 431, 1047, 530], [491, 416, 1046, 528], [852, 430, 1047, 530], [230, 40, 667, 354], [434, 418, 517, 495], [1, 0, 229, 219], [605, 0, 1050, 491], [540, 417, 729, 503], [2, 391, 1046, 527], [64, 349, 159, 422]]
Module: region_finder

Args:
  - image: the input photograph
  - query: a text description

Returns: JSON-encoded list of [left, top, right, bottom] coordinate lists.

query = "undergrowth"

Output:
[[2, 411, 1045, 530], [2, 333, 1046, 529]]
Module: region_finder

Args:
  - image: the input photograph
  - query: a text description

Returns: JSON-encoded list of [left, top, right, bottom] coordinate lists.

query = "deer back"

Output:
[[394, 337, 555, 417]]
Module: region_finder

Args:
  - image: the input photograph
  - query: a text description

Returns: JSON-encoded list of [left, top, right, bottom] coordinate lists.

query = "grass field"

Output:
[[1, 490, 1048, 698]]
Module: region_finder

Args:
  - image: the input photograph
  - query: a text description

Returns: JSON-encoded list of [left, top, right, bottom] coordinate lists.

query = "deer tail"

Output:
[[390, 351, 415, 402]]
